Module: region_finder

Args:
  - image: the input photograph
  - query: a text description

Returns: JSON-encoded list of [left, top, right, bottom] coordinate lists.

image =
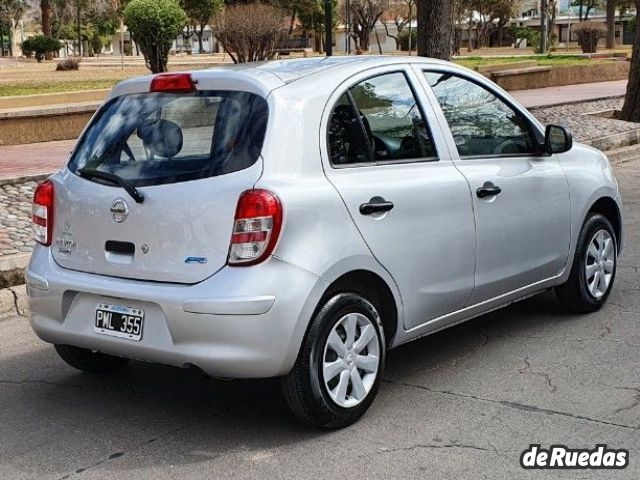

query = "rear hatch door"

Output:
[[51, 86, 268, 284]]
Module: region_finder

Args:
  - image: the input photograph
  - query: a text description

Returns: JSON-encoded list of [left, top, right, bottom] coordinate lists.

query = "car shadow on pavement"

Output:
[[2, 290, 589, 475]]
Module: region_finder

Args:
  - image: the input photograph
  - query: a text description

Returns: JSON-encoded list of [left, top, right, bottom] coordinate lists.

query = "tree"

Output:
[[41, 0, 52, 36], [28, 34, 61, 61], [299, 0, 337, 53], [124, 0, 187, 72], [381, 0, 415, 50], [212, 3, 288, 62], [347, 0, 389, 52], [573, 20, 606, 52], [417, 0, 453, 60], [572, 0, 603, 22], [0, 0, 27, 55], [620, 0, 640, 122], [181, 0, 222, 52], [606, 0, 615, 48]]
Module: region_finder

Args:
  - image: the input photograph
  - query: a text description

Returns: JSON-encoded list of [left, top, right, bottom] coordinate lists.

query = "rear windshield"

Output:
[[68, 91, 268, 187]]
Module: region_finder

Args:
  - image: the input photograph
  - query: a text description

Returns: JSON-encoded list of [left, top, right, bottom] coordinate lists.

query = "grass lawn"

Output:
[[454, 54, 616, 70], [0, 50, 630, 97], [0, 80, 120, 97]]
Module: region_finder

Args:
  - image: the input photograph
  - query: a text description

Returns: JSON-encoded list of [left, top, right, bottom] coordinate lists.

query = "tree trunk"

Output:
[[41, 0, 51, 36], [41, 0, 53, 59], [606, 0, 616, 49], [197, 27, 204, 53], [620, 1, 640, 122], [417, 0, 453, 60]]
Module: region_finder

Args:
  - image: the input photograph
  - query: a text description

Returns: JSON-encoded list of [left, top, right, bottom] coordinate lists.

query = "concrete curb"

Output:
[[526, 94, 626, 110], [0, 253, 30, 289], [0, 172, 53, 186], [606, 143, 640, 165], [0, 284, 28, 320]]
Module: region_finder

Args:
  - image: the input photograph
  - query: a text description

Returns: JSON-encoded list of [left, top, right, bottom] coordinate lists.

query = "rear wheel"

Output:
[[54, 345, 130, 374], [281, 293, 386, 428], [556, 213, 617, 313]]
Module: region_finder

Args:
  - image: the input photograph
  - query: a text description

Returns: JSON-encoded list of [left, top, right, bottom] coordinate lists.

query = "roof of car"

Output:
[[208, 55, 448, 84], [111, 56, 453, 99]]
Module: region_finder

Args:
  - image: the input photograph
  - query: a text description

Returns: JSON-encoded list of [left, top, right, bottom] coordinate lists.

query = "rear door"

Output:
[[52, 88, 269, 284], [421, 69, 571, 304], [322, 66, 477, 331]]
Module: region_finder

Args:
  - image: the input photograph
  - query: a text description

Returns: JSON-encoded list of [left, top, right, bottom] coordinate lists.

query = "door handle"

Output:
[[360, 197, 394, 215], [476, 182, 502, 199]]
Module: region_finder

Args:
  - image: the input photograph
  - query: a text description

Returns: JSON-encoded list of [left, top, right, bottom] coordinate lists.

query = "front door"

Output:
[[322, 68, 477, 330], [423, 70, 571, 304]]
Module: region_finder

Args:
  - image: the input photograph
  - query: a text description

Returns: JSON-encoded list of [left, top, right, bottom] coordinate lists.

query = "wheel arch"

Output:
[[315, 270, 400, 348], [587, 196, 622, 253]]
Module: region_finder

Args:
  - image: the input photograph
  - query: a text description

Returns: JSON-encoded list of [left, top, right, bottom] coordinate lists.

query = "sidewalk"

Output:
[[0, 139, 73, 182], [511, 80, 628, 108]]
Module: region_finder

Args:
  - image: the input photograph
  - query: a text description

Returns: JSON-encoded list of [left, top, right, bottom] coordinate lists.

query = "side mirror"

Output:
[[545, 125, 573, 154]]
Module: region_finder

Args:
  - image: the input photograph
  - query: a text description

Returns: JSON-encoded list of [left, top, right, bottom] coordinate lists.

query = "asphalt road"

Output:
[[1, 161, 639, 480]]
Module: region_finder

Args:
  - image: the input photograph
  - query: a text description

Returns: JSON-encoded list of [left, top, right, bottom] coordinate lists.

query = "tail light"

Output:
[[32, 180, 54, 246], [228, 189, 282, 266]]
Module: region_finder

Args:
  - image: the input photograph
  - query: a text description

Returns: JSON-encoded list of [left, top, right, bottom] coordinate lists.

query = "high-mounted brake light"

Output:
[[32, 180, 54, 246], [228, 189, 283, 266], [150, 73, 196, 93]]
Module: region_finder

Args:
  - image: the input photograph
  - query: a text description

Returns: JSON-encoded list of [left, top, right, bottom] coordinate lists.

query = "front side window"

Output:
[[68, 91, 268, 186], [424, 72, 538, 158], [327, 72, 437, 166]]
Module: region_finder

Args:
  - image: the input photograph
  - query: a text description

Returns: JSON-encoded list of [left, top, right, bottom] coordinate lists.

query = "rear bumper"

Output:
[[26, 246, 325, 378]]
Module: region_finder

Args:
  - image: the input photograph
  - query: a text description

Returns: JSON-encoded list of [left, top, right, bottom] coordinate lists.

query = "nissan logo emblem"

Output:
[[111, 198, 130, 223]]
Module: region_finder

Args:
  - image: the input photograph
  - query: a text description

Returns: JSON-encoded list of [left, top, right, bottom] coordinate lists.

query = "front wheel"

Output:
[[556, 213, 617, 313], [281, 293, 386, 428]]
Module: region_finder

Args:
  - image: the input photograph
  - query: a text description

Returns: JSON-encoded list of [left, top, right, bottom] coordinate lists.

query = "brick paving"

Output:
[[0, 89, 638, 259], [531, 97, 640, 151]]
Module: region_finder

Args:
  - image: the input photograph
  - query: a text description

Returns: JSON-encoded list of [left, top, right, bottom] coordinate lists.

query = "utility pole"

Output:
[[325, 0, 332, 56], [77, 0, 82, 56], [540, 0, 548, 54], [345, 0, 351, 54]]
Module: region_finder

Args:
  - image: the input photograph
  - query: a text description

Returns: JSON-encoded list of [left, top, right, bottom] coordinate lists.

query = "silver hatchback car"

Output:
[[27, 56, 623, 428]]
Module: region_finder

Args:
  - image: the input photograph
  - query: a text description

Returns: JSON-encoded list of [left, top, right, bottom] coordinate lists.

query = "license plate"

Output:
[[94, 303, 144, 341]]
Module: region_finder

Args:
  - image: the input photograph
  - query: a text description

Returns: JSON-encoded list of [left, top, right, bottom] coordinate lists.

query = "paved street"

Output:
[[1, 159, 639, 479]]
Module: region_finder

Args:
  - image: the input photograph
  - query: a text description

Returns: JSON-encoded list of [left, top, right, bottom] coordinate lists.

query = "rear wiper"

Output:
[[78, 168, 145, 204]]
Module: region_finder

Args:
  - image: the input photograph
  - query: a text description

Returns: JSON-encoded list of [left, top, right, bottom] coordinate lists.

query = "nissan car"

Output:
[[27, 56, 623, 428]]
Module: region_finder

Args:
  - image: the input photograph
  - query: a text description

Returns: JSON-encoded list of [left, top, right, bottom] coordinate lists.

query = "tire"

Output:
[[556, 213, 617, 313], [54, 345, 130, 374], [281, 293, 386, 429]]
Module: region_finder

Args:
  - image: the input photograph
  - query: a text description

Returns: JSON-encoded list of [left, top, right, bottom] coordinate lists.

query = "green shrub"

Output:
[[21, 37, 33, 57], [27, 35, 61, 62], [124, 0, 187, 73], [56, 56, 82, 71], [573, 21, 606, 53], [397, 29, 417, 51]]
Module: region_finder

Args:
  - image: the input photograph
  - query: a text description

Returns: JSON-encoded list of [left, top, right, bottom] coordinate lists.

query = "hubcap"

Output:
[[322, 313, 380, 408], [585, 229, 615, 299]]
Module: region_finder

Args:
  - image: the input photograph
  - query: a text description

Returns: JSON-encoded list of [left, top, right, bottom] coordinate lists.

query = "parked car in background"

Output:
[[27, 57, 623, 428]]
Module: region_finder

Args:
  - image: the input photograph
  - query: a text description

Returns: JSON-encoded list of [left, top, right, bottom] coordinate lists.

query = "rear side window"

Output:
[[68, 91, 268, 186]]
